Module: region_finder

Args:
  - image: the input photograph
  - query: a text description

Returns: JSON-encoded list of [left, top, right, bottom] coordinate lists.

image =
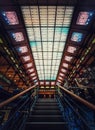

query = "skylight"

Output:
[[21, 6, 74, 81]]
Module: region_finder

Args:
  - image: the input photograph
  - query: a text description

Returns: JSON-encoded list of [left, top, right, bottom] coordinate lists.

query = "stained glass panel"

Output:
[[21, 6, 74, 81], [11, 32, 24, 42], [71, 32, 83, 42], [16, 46, 28, 53], [76, 11, 94, 25], [2, 11, 19, 25]]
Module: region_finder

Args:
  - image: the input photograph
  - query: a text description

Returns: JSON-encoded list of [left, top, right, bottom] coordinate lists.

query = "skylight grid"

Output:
[[21, 6, 74, 81]]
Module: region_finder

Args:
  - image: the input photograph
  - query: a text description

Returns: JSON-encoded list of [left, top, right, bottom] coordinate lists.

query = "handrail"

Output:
[[57, 84, 95, 111], [75, 78, 89, 88], [0, 85, 36, 108]]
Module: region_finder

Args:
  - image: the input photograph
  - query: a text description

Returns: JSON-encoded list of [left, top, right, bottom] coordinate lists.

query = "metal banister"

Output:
[[57, 84, 95, 111], [0, 85, 36, 108]]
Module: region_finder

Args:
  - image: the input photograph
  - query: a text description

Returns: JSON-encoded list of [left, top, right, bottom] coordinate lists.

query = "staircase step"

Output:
[[26, 122, 67, 124], [34, 106, 59, 110], [25, 122, 68, 130], [36, 103, 58, 106], [29, 115, 63, 117], [32, 110, 61, 115], [37, 99, 57, 103], [28, 115, 63, 122], [25, 98, 67, 130]]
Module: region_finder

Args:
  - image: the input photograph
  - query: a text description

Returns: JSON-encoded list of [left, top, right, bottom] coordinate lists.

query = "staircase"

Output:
[[24, 98, 68, 130]]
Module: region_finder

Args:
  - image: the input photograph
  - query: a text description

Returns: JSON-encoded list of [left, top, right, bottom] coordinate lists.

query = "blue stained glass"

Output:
[[61, 28, 69, 34], [71, 32, 83, 42], [51, 76, 56, 80], [30, 41, 37, 47], [55, 27, 69, 34]]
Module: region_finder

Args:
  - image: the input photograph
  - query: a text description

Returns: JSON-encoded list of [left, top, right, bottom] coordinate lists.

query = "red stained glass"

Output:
[[3, 11, 19, 25]]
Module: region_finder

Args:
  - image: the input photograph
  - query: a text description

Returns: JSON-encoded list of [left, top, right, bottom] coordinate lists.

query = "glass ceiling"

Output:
[[21, 6, 74, 81]]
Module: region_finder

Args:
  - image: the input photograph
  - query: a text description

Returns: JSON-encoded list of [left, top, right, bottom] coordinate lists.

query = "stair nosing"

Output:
[[29, 115, 62, 117], [26, 122, 68, 124]]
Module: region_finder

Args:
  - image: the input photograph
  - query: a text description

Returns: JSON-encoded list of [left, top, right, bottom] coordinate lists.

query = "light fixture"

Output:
[[28, 68, 34, 73], [30, 73, 35, 76], [61, 68, 67, 73], [40, 86, 44, 88], [51, 82, 55, 85], [35, 82, 38, 85], [64, 56, 73, 62], [67, 46, 76, 53], [58, 77, 63, 80], [34, 79, 37, 82], [63, 63, 69, 68], [26, 63, 32, 68], [76, 11, 94, 25], [51, 86, 54, 88], [32, 76, 37, 80], [11, 32, 24, 42], [46, 82, 49, 85], [22, 56, 30, 62], [40, 82, 44, 85], [17, 46, 28, 53], [0, 38, 3, 43], [57, 79, 62, 83], [71, 32, 83, 42], [59, 73, 65, 77], [2, 11, 19, 25], [46, 86, 49, 88]]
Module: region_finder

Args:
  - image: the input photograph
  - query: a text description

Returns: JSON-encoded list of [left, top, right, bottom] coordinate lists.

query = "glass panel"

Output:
[[16, 46, 28, 54], [61, 68, 67, 73], [11, 32, 24, 42], [76, 11, 94, 25], [64, 56, 73, 62], [21, 6, 74, 80], [22, 56, 30, 62], [26, 63, 33, 68], [59, 73, 65, 77], [27, 68, 34, 73], [67, 46, 77, 53], [63, 63, 69, 68], [2, 11, 19, 25], [71, 32, 83, 42]]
